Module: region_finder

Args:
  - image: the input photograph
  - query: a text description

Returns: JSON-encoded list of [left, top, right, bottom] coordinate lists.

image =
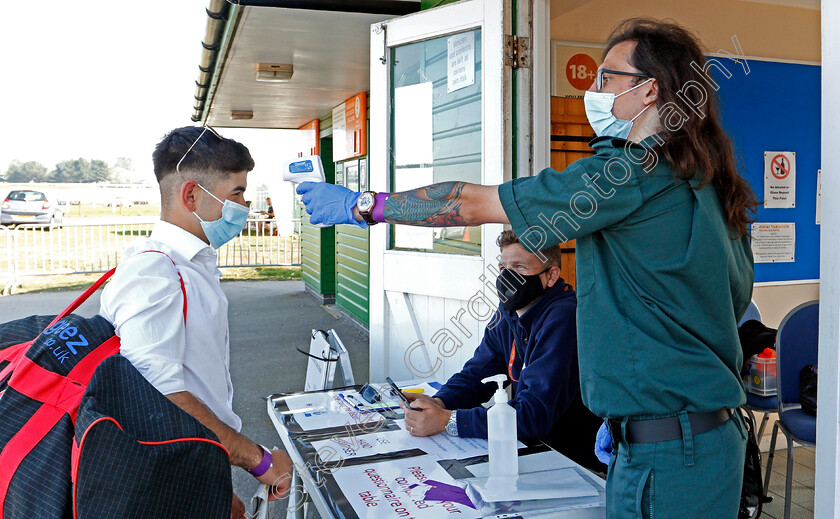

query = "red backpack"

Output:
[[0, 253, 232, 518]]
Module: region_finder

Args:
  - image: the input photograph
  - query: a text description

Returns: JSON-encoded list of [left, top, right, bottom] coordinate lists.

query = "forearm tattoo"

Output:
[[383, 181, 467, 226]]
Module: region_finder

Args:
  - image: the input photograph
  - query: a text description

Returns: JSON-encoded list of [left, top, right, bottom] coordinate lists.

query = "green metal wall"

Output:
[[301, 219, 336, 298], [300, 137, 336, 299], [335, 223, 370, 325], [334, 158, 370, 325]]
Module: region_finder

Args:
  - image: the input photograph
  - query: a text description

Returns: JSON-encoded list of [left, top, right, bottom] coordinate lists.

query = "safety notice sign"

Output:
[[764, 151, 795, 208], [751, 222, 795, 263]]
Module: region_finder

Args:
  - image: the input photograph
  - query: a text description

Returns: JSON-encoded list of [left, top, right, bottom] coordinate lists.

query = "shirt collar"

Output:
[[503, 279, 569, 329], [589, 132, 666, 152], [151, 220, 214, 262]]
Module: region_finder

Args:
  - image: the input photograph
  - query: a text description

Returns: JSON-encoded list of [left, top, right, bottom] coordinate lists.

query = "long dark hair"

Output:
[[605, 18, 758, 238]]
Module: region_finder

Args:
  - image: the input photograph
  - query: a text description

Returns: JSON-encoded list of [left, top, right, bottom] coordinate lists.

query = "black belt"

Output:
[[608, 409, 732, 444]]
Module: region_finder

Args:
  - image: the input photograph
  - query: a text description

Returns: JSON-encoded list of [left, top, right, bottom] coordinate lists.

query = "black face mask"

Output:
[[495, 267, 549, 312]]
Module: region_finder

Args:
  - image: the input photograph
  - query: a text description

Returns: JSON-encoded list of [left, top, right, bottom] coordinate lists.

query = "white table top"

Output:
[[266, 384, 606, 519]]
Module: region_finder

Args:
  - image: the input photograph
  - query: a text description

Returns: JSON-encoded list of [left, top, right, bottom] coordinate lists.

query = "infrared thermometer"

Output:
[[285, 155, 328, 227], [282, 155, 326, 184]]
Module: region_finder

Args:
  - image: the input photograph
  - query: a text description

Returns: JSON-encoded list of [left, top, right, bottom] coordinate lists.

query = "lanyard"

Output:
[[508, 339, 519, 382], [506, 284, 569, 383]]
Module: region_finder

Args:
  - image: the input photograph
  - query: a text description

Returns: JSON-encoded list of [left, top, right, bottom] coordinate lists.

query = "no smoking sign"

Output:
[[764, 151, 796, 209]]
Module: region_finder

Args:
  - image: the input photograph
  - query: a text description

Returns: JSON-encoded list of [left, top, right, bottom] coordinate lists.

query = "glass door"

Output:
[[369, 0, 512, 383]]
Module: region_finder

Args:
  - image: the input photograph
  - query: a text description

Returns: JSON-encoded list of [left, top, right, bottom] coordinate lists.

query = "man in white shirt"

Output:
[[100, 126, 292, 518]]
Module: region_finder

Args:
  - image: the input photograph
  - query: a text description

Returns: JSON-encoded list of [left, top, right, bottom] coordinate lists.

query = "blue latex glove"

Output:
[[296, 182, 366, 228], [594, 422, 613, 465]]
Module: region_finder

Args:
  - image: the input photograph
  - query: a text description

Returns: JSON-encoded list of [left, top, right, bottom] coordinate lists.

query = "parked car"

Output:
[[1, 190, 64, 226]]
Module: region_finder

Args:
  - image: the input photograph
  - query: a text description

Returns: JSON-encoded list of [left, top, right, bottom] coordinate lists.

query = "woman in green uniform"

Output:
[[298, 18, 757, 518]]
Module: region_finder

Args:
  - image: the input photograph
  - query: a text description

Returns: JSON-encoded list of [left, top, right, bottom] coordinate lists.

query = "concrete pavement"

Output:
[[0, 279, 369, 517]]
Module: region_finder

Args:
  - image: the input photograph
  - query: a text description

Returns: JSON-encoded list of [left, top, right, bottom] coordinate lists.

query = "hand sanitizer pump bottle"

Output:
[[482, 374, 518, 477]]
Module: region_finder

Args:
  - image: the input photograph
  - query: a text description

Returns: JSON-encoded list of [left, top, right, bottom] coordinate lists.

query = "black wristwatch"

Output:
[[356, 191, 378, 226]]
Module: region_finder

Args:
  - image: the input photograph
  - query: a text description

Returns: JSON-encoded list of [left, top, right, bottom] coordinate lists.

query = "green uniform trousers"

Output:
[[606, 412, 747, 519]]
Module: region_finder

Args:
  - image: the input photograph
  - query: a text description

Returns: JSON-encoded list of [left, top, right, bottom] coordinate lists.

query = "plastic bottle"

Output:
[[482, 374, 518, 477]]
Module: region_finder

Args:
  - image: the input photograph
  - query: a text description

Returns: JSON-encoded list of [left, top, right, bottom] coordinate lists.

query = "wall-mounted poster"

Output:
[[335, 161, 344, 187], [764, 151, 796, 209], [394, 82, 433, 166], [447, 31, 475, 93], [299, 119, 320, 157], [816, 169, 821, 225], [344, 161, 359, 191], [751, 222, 795, 263], [332, 93, 367, 162], [552, 42, 604, 97], [360, 158, 368, 191]]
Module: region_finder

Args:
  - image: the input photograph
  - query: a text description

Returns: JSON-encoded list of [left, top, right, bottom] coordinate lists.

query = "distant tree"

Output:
[[50, 159, 85, 183], [89, 160, 112, 182], [5, 160, 49, 183], [114, 157, 133, 171], [49, 158, 113, 183]]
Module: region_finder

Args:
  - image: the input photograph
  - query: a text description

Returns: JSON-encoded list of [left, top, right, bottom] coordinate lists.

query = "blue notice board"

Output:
[[712, 58, 821, 283]]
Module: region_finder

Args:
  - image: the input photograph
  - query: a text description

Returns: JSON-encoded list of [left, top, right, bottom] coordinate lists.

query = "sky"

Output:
[[0, 1, 299, 189]]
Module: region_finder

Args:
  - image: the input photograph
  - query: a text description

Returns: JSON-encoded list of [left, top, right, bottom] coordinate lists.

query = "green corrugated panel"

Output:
[[301, 137, 336, 296], [335, 223, 369, 325], [301, 217, 335, 294]]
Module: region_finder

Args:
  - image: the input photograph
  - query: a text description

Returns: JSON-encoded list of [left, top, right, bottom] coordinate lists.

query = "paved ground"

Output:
[[761, 443, 815, 519], [0, 279, 369, 517]]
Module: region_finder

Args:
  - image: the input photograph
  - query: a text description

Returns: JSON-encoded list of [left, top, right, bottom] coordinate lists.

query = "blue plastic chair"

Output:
[[740, 301, 777, 440], [763, 301, 818, 519]]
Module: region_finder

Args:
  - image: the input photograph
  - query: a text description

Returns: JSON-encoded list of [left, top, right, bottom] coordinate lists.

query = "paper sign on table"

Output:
[[330, 454, 481, 518], [312, 426, 490, 461], [284, 391, 382, 432], [470, 467, 600, 502], [465, 449, 577, 478]]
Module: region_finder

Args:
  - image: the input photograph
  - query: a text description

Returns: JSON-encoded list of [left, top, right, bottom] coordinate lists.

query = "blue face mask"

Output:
[[584, 78, 653, 139], [192, 183, 249, 249]]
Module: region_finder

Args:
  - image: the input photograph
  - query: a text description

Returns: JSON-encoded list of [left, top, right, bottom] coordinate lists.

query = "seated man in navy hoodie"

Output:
[[402, 230, 602, 471]]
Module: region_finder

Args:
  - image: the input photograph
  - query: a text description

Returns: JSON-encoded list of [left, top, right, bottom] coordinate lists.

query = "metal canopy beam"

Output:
[[226, 0, 420, 16]]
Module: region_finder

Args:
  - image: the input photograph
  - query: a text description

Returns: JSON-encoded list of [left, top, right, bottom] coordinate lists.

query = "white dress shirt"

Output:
[[99, 220, 241, 431]]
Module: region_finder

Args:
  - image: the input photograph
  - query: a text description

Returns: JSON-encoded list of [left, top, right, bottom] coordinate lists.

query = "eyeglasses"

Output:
[[594, 68, 651, 92], [175, 124, 222, 175]]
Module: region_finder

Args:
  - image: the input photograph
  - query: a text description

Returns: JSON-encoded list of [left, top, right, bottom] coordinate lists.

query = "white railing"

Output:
[[0, 218, 301, 294], [1, 226, 14, 295]]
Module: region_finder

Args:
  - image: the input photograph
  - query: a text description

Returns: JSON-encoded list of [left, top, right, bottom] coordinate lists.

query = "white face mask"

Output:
[[584, 78, 654, 139]]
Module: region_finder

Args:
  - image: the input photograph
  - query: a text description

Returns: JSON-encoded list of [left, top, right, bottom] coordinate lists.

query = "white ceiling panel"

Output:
[[206, 6, 401, 129]]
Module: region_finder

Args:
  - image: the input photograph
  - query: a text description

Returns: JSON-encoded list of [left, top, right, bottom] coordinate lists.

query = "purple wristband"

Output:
[[248, 447, 273, 477], [373, 192, 390, 223]]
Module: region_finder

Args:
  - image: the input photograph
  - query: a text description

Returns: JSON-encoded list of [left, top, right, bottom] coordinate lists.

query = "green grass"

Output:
[[219, 266, 301, 281], [6, 266, 301, 295]]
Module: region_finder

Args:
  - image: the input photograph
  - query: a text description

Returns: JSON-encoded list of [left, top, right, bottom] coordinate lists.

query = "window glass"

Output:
[[389, 28, 482, 255]]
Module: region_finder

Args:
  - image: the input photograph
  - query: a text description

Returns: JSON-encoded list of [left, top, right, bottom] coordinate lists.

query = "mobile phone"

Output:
[[385, 377, 412, 407]]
